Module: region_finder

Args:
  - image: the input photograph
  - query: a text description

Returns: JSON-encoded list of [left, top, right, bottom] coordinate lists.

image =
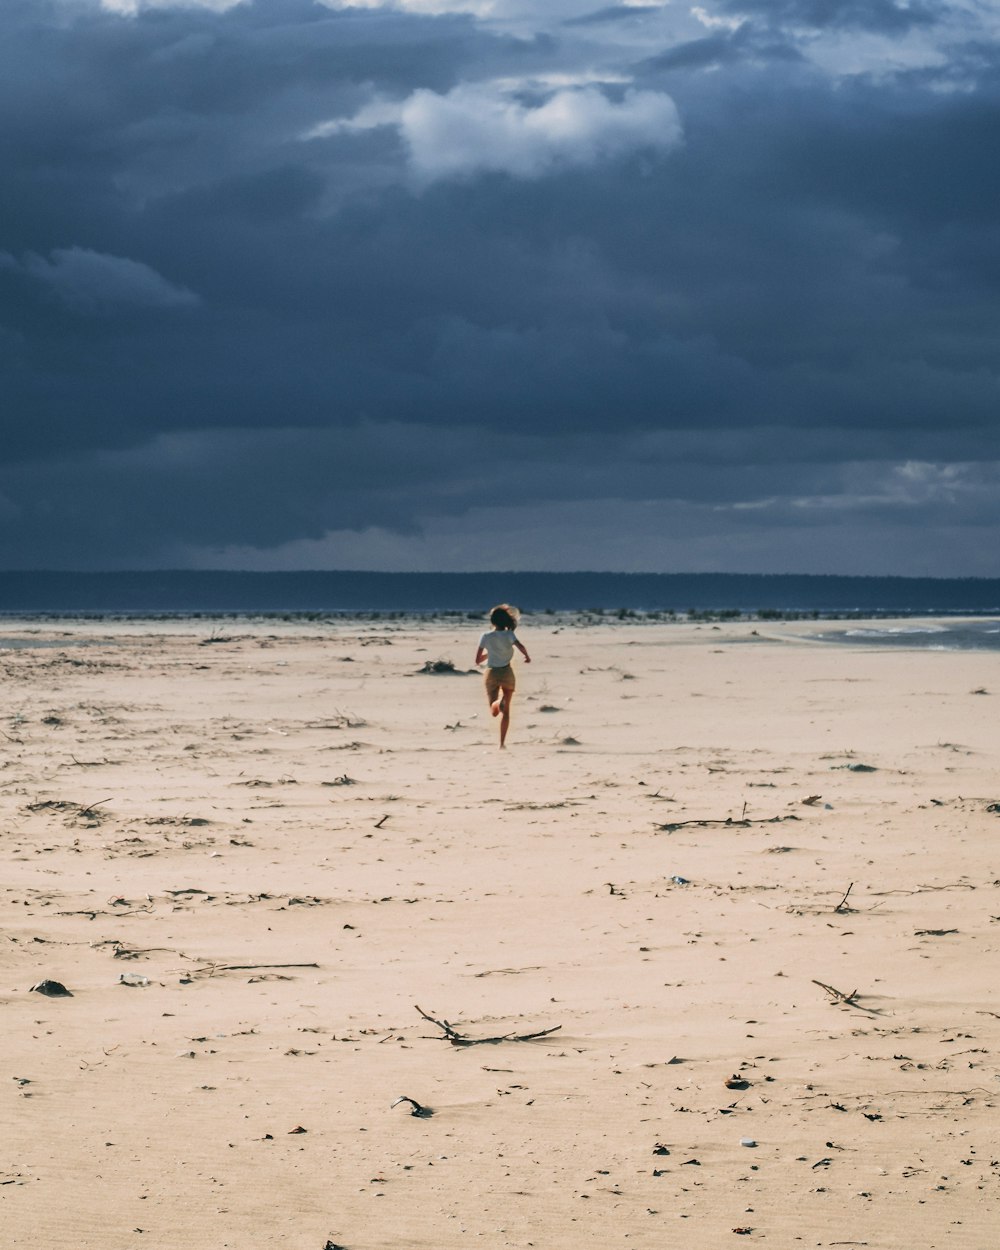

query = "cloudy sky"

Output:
[[2, 0, 1000, 574]]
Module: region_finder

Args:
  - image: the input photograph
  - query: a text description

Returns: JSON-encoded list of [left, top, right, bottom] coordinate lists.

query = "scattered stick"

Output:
[[79, 798, 115, 818], [390, 1095, 433, 1118], [193, 962, 319, 975], [871, 882, 976, 895], [812, 979, 863, 1007], [414, 1004, 561, 1047], [655, 814, 799, 833], [834, 883, 855, 913], [91, 941, 190, 960], [374, 814, 389, 829]]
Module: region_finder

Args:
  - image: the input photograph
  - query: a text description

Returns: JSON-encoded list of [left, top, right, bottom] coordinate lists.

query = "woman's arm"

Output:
[[475, 645, 488, 665], [514, 639, 531, 664]]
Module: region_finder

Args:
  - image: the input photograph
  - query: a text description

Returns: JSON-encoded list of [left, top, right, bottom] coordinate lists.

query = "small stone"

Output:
[[30, 980, 73, 997]]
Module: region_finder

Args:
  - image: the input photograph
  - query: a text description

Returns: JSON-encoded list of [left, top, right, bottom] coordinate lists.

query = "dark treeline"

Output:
[[1, 570, 999, 615]]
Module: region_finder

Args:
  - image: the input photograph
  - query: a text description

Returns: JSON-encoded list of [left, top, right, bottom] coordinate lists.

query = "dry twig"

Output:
[[812, 979, 867, 1009], [655, 814, 799, 833], [414, 1004, 561, 1047], [834, 883, 855, 913], [390, 1095, 433, 1118], [191, 962, 319, 976]]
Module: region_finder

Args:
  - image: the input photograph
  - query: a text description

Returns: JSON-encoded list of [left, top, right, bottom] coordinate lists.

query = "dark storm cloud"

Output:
[[5, 414, 993, 570], [637, 22, 804, 73], [0, 246, 200, 314], [639, 31, 751, 73], [1, 0, 999, 572], [718, 0, 939, 34], [563, 5, 664, 27]]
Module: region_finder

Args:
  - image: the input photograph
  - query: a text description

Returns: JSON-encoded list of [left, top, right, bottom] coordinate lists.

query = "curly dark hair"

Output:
[[489, 603, 519, 630]]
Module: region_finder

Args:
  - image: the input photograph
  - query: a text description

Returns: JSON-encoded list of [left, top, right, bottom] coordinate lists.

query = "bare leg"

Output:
[[498, 686, 514, 748]]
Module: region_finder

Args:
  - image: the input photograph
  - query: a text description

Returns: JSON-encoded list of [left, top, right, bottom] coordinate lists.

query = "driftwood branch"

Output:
[[414, 1004, 561, 1047], [871, 882, 976, 895], [655, 814, 799, 833], [812, 979, 861, 1007], [390, 1095, 433, 1118], [834, 883, 855, 913], [194, 962, 320, 975], [79, 797, 115, 817]]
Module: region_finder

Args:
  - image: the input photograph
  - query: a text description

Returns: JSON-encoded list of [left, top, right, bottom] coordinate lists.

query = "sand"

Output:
[[1, 614, 998, 1248]]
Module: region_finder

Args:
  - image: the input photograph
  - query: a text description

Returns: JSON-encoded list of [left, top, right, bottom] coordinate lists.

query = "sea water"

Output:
[[814, 620, 1000, 651]]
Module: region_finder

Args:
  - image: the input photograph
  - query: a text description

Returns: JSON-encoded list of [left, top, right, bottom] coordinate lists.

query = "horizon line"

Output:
[[2, 569, 1000, 583]]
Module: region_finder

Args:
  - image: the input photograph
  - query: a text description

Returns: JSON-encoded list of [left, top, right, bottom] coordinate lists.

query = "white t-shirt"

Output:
[[479, 630, 518, 667]]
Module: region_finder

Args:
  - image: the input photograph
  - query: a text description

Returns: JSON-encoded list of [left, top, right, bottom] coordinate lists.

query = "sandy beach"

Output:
[[2, 615, 998, 1249]]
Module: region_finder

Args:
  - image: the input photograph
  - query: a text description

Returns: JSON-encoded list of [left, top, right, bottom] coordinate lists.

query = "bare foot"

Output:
[[490, 699, 502, 717]]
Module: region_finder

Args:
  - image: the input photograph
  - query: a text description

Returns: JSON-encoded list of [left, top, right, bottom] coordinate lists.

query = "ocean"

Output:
[[813, 620, 1000, 652], [2, 570, 1000, 615]]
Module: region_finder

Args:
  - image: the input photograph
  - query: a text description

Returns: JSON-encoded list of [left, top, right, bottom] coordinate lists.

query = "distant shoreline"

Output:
[[2, 611, 1000, 653], [0, 607, 997, 625], [2, 569, 1000, 615]]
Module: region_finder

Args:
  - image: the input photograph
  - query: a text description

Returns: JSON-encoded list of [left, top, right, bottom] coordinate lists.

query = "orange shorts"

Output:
[[485, 665, 515, 701]]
